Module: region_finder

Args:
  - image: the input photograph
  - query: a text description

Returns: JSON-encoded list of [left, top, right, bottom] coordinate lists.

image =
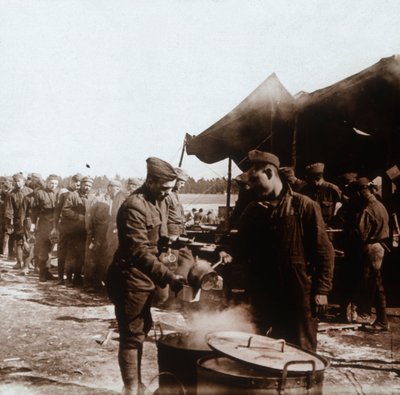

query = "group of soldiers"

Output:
[[0, 152, 393, 395], [0, 172, 143, 288]]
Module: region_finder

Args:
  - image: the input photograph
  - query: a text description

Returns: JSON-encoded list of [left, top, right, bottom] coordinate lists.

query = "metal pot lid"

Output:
[[206, 331, 327, 373]]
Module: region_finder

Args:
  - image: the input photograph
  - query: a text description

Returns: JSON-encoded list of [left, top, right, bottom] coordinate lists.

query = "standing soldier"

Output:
[[220, 150, 334, 352], [0, 177, 13, 258], [53, 174, 82, 284], [106, 157, 186, 395], [344, 178, 390, 331], [126, 177, 142, 196], [61, 176, 93, 287], [4, 174, 33, 273], [166, 167, 189, 237], [300, 162, 342, 225], [85, 179, 125, 291], [30, 175, 60, 282]]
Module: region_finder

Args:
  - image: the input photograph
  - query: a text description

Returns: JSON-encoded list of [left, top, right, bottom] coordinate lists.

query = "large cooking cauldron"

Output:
[[157, 331, 214, 395], [197, 354, 329, 395]]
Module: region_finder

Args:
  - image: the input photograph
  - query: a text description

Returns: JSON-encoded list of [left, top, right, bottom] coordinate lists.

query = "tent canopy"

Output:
[[186, 73, 296, 170], [186, 55, 400, 178]]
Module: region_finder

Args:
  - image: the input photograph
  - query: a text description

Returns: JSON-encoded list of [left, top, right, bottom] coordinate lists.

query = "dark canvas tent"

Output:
[[295, 55, 400, 178], [186, 55, 400, 178], [186, 73, 296, 170]]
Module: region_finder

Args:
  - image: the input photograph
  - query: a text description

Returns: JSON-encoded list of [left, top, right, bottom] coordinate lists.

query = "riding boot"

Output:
[[118, 347, 138, 395], [39, 259, 48, 282]]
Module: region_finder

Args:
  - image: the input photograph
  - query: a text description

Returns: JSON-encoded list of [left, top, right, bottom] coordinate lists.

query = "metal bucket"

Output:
[[197, 355, 328, 395], [157, 331, 214, 395], [187, 260, 218, 291]]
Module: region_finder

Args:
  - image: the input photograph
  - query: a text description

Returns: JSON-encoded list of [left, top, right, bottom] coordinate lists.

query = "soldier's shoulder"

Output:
[[292, 191, 318, 210], [322, 181, 341, 193], [123, 192, 148, 214]]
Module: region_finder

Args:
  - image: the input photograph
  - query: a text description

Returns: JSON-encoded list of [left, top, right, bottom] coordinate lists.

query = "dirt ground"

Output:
[[0, 257, 399, 395]]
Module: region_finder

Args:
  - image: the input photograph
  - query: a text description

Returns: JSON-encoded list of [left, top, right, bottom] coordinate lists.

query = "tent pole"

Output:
[[178, 137, 186, 167], [226, 156, 232, 224], [291, 113, 298, 168]]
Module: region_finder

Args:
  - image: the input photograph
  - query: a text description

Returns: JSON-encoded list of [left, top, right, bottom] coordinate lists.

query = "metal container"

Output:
[[157, 331, 214, 395], [187, 260, 218, 291], [197, 355, 327, 395]]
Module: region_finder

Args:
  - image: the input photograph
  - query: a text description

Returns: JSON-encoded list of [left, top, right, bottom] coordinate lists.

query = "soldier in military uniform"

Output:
[[0, 177, 13, 258], [220, 151, 334, 352], [4, 174, 33, 273], [106, 157, 185, 395], [53, 173, 82, 284], [61, 176, 94, 287], [300, 162, 342, 225], [30, 175, 60, 281]]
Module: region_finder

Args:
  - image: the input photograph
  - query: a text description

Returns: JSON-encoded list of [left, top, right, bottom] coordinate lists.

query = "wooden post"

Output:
[[178, 137, 186, 167], [226, 156, 232, 226]]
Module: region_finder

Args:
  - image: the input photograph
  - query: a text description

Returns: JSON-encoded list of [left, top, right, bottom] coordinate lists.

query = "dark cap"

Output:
[[247, 150, 280, 168], [339, 172, 358, 184], [305, 162, 325, 174], [81, 176, 94, 184], [108, 179, 122, 188], [13, 173, 25, 181], [71, 173, 82, 182], [146, 157, 177, 182], [174, 167, 189, 182]]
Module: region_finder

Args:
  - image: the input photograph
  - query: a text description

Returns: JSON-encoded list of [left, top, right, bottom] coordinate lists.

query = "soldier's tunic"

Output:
[[31, 188, 59, 268], [235, 186, 334, 351], [345, 194, 389, 322], [106, 185, 176, 348], [300, 181, 342, 225], [4, 186, 33, 265], [54, 187, 74, 280], [61, 190, 92, 280], [166, 190, 185, 236]]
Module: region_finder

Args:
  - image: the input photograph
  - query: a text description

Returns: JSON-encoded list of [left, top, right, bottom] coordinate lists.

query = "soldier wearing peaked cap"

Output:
[[340, 177, 390, 332], [220, 150, 334, 352], [4, 174, 33, 272], [29, 174, 60, 281], [84, 178, 126, 290], [126, 177, 142, 195], [105, 157, 186, 395], [53, 174, 82, 284], [61, 175, 94, 287], [300, 162, 342, 225]]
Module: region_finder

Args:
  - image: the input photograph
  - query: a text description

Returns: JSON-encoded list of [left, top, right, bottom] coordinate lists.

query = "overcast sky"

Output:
[[0, 0, 399, 180]]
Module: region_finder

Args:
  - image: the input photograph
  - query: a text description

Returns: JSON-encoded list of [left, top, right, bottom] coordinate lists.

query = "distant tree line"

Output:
[[58, 175, 238, 194], [181, 177, 239, 194]]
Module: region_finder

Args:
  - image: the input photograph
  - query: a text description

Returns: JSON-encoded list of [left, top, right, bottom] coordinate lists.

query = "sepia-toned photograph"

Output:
[[0, 1, 399, 394]]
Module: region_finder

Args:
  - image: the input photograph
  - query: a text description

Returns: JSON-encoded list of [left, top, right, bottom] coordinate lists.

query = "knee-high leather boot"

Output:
[[118, 347, 138, 395]]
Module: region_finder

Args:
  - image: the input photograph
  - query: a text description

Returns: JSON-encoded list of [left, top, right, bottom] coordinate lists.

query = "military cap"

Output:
[[127, 177, 141, 185], [31, 172, 43, 181], [146, 157, 177, 182], [46, 174, 60, 181], [13, 173, 25, 181], [247, 150, 280, 168], [174, 167, 189, 182], [354, 177, 370, 188], [108, 179, 122, 188], [305, 162, 325, 174], [71, 173, 82, 182], [81, 176, 94, 184], [339, 172, 358, 184]]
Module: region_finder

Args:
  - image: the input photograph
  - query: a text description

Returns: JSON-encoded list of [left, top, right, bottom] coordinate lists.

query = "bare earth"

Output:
[[0, 258, 399, 395]]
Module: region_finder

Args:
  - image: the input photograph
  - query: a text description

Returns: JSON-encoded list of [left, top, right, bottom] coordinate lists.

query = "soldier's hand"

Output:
[[219, 251, 233, 264], [169, 274, 186, 295]]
